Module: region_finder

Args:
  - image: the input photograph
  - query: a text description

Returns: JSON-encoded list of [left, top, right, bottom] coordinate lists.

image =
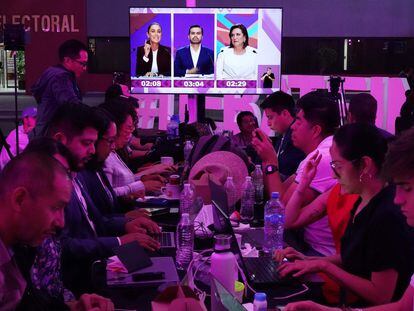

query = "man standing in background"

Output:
[[31, 39, 88, 137]]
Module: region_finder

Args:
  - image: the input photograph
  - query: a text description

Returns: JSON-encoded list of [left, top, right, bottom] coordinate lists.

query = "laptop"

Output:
[[210, 276, 247, 311], [135, 198, 179, 248], [211, 200, 284, 288], [107, 242, 179, 288], [107, 256, 179, 288], [209, 179, 230, 215], [153, 231, 176, 248]]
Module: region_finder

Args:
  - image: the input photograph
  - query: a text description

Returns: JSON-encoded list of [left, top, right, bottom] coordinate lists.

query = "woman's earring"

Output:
[[359, 172, 373, 183]]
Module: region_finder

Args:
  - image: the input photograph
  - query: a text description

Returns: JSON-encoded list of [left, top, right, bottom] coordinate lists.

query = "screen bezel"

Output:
[[128, 6, 283, 95]]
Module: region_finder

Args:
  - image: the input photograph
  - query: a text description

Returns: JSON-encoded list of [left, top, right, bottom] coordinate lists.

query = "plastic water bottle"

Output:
[[263, 192, 285, 253], [183, 140, 193, 164], [252, 165, 264, 203], [167, 115, 179, 140], [240, 176, 255, 223], [224, 176, 237, 214], [176, 213, 194, 270], [180, 183, 194, 215], [253, 292, 267, 311], [211, 234, 238, 311], [190, 196, 204, 221]]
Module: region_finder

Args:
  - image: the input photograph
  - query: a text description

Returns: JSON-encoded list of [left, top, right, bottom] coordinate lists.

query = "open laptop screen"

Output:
[[211, 276, 247, 311]]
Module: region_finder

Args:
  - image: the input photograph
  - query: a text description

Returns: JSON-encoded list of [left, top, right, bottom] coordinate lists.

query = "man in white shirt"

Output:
[[0, 106, 37, 170], [174, 25, 214, 77], [253, 91, 340, 256]]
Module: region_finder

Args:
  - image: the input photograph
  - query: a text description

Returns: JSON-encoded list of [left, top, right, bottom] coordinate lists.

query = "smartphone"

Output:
[[254, 129, 263, 142], [132, 271, 165, 282]]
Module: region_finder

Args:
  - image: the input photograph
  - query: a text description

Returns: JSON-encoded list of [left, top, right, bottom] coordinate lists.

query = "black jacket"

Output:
[[272, 127, 306, 179], [136, 45, 171, 77], [31, 65, 82, 137]]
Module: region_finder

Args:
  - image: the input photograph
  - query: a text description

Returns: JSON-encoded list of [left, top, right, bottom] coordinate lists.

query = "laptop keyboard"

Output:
[[154, 232, 174, 247], [244, 257, 280, 284]]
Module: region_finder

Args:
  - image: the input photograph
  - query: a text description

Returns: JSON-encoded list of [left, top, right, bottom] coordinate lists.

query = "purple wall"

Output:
[[88, 0, 414, 37]]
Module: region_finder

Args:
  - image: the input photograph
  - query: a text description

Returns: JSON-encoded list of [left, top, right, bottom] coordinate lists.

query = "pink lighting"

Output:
[[132, 76, 408, 135]]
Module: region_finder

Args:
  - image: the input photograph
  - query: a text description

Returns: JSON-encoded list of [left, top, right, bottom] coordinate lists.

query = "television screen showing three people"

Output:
[[130, 8, 282, 94]]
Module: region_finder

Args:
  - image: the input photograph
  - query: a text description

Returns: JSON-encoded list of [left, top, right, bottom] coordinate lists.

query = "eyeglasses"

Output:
[[330, 159, 360, 177], [72, 59, 88, 67]]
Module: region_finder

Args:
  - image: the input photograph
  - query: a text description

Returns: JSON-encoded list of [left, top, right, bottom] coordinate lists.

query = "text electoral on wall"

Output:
[[0, 14, 80, 32]]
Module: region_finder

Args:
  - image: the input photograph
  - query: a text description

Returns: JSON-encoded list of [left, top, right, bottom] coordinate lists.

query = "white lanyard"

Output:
[[72, 179, 97, 235]]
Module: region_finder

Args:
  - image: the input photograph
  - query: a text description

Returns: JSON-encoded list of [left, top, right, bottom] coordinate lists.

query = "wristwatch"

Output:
[[264, 164, 278, 175]]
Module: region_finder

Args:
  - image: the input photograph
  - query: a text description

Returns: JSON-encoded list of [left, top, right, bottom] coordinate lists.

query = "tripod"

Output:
[[0, 127, 13, 160], [329, 76, 347, 125], [3, 24, 25, 157]]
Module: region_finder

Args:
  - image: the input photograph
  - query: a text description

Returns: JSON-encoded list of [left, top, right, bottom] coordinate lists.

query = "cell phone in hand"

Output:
[[254, 129, 263, 142]]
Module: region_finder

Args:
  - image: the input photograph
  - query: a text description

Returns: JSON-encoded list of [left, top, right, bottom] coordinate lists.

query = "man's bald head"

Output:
[[0, 151, 72, 246], [0, 151, 69, 199]]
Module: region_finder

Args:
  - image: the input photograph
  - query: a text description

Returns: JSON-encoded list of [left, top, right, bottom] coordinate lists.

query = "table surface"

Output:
[[98, 214, 324, 310]]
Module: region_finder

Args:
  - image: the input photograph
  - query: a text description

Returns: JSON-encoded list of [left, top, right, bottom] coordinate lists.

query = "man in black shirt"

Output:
[[260, 91, 305, 179], [347, 93, 394, 141], [261, 67, 275, 88], [31, 39, 88, 137]]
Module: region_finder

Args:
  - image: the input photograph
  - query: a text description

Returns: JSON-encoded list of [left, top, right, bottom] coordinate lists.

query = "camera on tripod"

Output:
[[328, 75, 347, 125], [329, 75, 345, 95]]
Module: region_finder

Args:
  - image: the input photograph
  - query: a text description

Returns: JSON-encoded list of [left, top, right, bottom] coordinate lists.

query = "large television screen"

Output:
[[130, 8, 282, 94]]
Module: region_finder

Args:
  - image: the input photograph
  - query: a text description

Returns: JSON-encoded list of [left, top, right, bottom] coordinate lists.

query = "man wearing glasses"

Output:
[[31, 39, 88, 137]]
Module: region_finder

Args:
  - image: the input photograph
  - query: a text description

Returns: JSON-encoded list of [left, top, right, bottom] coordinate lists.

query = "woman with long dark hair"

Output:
[[136, 22, 171, 77], [276, 123, 413, 308]]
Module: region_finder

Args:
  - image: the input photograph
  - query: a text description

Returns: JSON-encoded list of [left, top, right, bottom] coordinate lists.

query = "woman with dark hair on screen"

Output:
[[216, 23, 257, 80], [136, 22, 171, 77]]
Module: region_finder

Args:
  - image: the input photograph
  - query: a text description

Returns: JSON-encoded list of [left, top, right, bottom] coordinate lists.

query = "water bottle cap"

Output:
[[254, 292, 267, 301], [271, 192, 280, 199], [184, 183, 191, 188], [214, 234, 232, 251], [171, 114, 180, 122], [245, 176, 252, 181], [181, 213, 190, 219], [255, 164, 261, 169], [227, 176, 233, 181]]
